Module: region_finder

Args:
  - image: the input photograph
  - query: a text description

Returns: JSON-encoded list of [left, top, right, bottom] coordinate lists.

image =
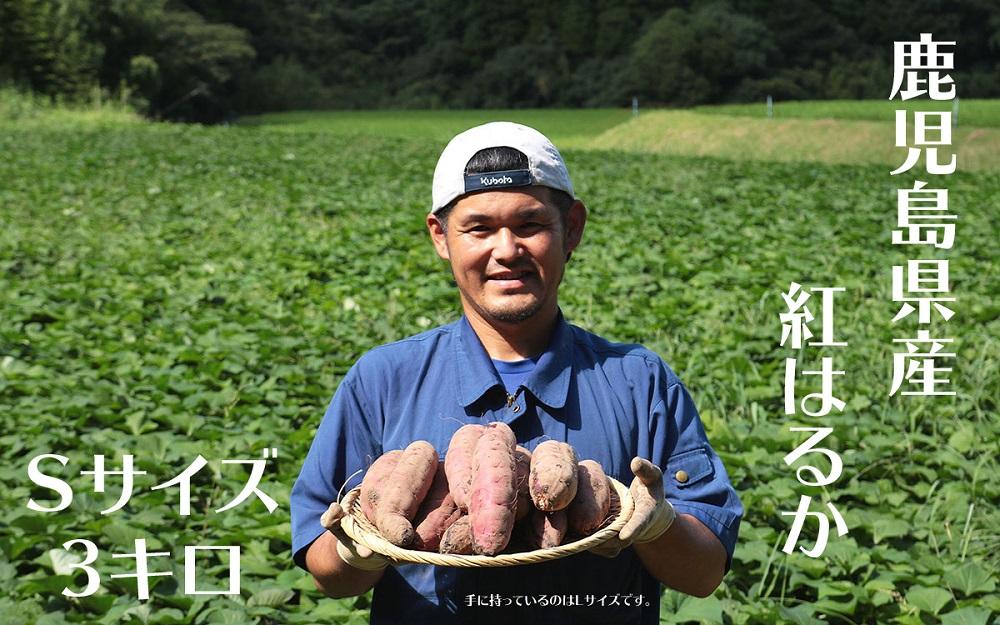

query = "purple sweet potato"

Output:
[[444, 424, 486, 511], [529, 440, 578, 511], [360, 450, 404, 524], [514, 445, 533, 521], [527, 508, 567, 548], [413, 461, 462, 551], [567, 459, 611, 535], [469, 422, 518, 555], [376, 440, 439, 547], [439, 515, 474, 554]]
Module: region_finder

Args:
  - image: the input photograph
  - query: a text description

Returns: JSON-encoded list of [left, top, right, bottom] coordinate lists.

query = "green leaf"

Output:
[[946, 426, 975, 453], [944, 562, 996, 596], [47, 548, 83, 576], [814, 594, 858, 616], [865, 578, 898, 607], [78, 594, 117, 615], [102, 522, 147, 548], [206, 608, 254, 624], [778, 604, 823, 625], [668, 595, 723, 624], [246, 587, 294, 608], [149, 607, 186, 624], [0, 561, 17, 582], [125, 411, 157, 435], [905, 585, 952, 614], [940, 606, 992, 625], [122, 604, 152, 625], [871, 518, 910, 543], [17, 574, 75, 595]]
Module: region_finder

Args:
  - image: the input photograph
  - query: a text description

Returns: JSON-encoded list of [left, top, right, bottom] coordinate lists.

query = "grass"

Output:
[[587, 110, 1000, 171], [241, 104, 1000, 172], [237, 108, 632, 149], [694, 99, 1000, 128], [2, 105, 998, 625], [0, 87, 140, 127]]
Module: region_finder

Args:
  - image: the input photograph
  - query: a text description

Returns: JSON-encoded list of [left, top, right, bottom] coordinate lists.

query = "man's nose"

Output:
[[492, 228, 523, 262]]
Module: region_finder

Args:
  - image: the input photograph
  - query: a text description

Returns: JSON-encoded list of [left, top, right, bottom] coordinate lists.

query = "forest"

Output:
[[2, 0, 998, 121]]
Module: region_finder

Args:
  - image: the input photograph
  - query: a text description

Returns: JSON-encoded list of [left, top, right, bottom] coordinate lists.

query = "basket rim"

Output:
[[340, 476, 634, 568]]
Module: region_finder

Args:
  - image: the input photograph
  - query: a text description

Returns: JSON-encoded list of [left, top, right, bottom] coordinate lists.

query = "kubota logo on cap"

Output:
[[479, 175, 513, 186], [463, 169, 532, 193]]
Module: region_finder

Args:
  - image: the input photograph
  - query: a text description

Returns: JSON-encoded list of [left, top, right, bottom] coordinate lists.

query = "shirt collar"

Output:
[[454, 316, 503, 407], [454, 311, 574, 410]]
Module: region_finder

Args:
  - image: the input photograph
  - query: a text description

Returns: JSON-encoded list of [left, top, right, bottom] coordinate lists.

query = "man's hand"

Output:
[[320, 502, 391, 571], [589, 457, 676, 558]]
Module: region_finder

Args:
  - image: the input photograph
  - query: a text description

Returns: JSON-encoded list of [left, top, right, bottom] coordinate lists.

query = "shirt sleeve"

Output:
[[289, 366, 382, 571], [650, 379, 743, 572]]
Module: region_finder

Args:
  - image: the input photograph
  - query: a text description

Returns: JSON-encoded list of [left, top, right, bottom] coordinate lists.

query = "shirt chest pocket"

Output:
[[666, 447, 714, 489]]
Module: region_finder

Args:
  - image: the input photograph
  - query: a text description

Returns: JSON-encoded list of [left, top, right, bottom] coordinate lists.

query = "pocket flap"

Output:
[[666, 447, 714, 488]]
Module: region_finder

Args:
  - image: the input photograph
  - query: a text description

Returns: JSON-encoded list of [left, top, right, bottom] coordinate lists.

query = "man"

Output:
[[290, 121, 742, 624]]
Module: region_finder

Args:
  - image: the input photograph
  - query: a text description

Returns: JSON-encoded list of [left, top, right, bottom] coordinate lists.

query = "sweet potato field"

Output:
[[1, 109, 997, 624]]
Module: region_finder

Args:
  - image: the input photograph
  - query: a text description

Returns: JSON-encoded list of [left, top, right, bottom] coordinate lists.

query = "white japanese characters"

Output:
[[59, 539, 241, 600], [25, 450, 279, 600], [777, 32, 961, 559], [892, 181, 955, 249], [778, 283, 849, 557], [890, 331, 957, 397], [891, 110, 956, 175], [889, 33, 958, 398], [889, 33, 956, 101]]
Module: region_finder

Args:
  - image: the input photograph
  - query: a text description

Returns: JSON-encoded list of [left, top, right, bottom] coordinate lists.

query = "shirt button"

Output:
[[512, 404, 521, 413], [674, 470, 689, 483]]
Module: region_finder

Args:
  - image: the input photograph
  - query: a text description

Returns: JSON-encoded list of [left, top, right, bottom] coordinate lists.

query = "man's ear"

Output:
[[564, 200, 587, 255], [426, 213, 450, 261]]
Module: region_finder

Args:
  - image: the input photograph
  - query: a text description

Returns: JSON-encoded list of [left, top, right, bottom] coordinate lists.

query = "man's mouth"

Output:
[[488, 270, 532, 280], [486, 269, 534, 287]]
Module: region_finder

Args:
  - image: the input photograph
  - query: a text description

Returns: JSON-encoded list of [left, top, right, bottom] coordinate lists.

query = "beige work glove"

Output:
[[320, 502, 391, 571], [589, 457, 676, 558]]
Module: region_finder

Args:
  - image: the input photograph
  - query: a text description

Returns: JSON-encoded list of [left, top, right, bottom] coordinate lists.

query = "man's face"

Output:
[[427, 187, 585, 326]]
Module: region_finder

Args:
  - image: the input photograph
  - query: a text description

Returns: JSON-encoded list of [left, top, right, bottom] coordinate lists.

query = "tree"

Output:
[[628, 2, 776, 106], [150, 7, 254, 121], [0, 0, 102, 97]]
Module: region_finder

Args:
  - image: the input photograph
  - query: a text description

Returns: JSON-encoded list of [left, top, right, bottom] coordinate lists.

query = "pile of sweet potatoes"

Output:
[[355, 423, 613, 556]]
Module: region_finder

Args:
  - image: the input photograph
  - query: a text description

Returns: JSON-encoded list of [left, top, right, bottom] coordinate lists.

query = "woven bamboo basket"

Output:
[[339, 476, 634, 568]]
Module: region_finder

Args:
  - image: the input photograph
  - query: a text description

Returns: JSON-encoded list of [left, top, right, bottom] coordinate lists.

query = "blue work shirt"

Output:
[[290, 312, 742, 625]]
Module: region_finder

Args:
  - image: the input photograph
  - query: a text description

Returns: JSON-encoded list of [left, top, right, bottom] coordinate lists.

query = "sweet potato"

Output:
[[444, 424, 486, 511], [439, 515, 474, 554], [412, 461, 462, 551], [360, 449, 404, 524], [567, 459, 611, 535], [375, 440, 439, 547], [469, 421, 517, 555], [514, 445, 532, 521], [528, 508, 567, 549], [529, 440, 578, 511]]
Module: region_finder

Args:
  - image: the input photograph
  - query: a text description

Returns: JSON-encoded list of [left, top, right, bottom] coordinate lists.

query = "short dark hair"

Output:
[[435, 146, 573, 230]]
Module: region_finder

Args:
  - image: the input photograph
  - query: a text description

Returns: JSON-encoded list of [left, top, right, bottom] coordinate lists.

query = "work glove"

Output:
[[589, 457, 676, 558], [320, 502, 391, 571]]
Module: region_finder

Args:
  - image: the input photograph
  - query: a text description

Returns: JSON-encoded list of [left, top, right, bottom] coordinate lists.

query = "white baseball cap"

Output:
[[431, 121, 575, 214]]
